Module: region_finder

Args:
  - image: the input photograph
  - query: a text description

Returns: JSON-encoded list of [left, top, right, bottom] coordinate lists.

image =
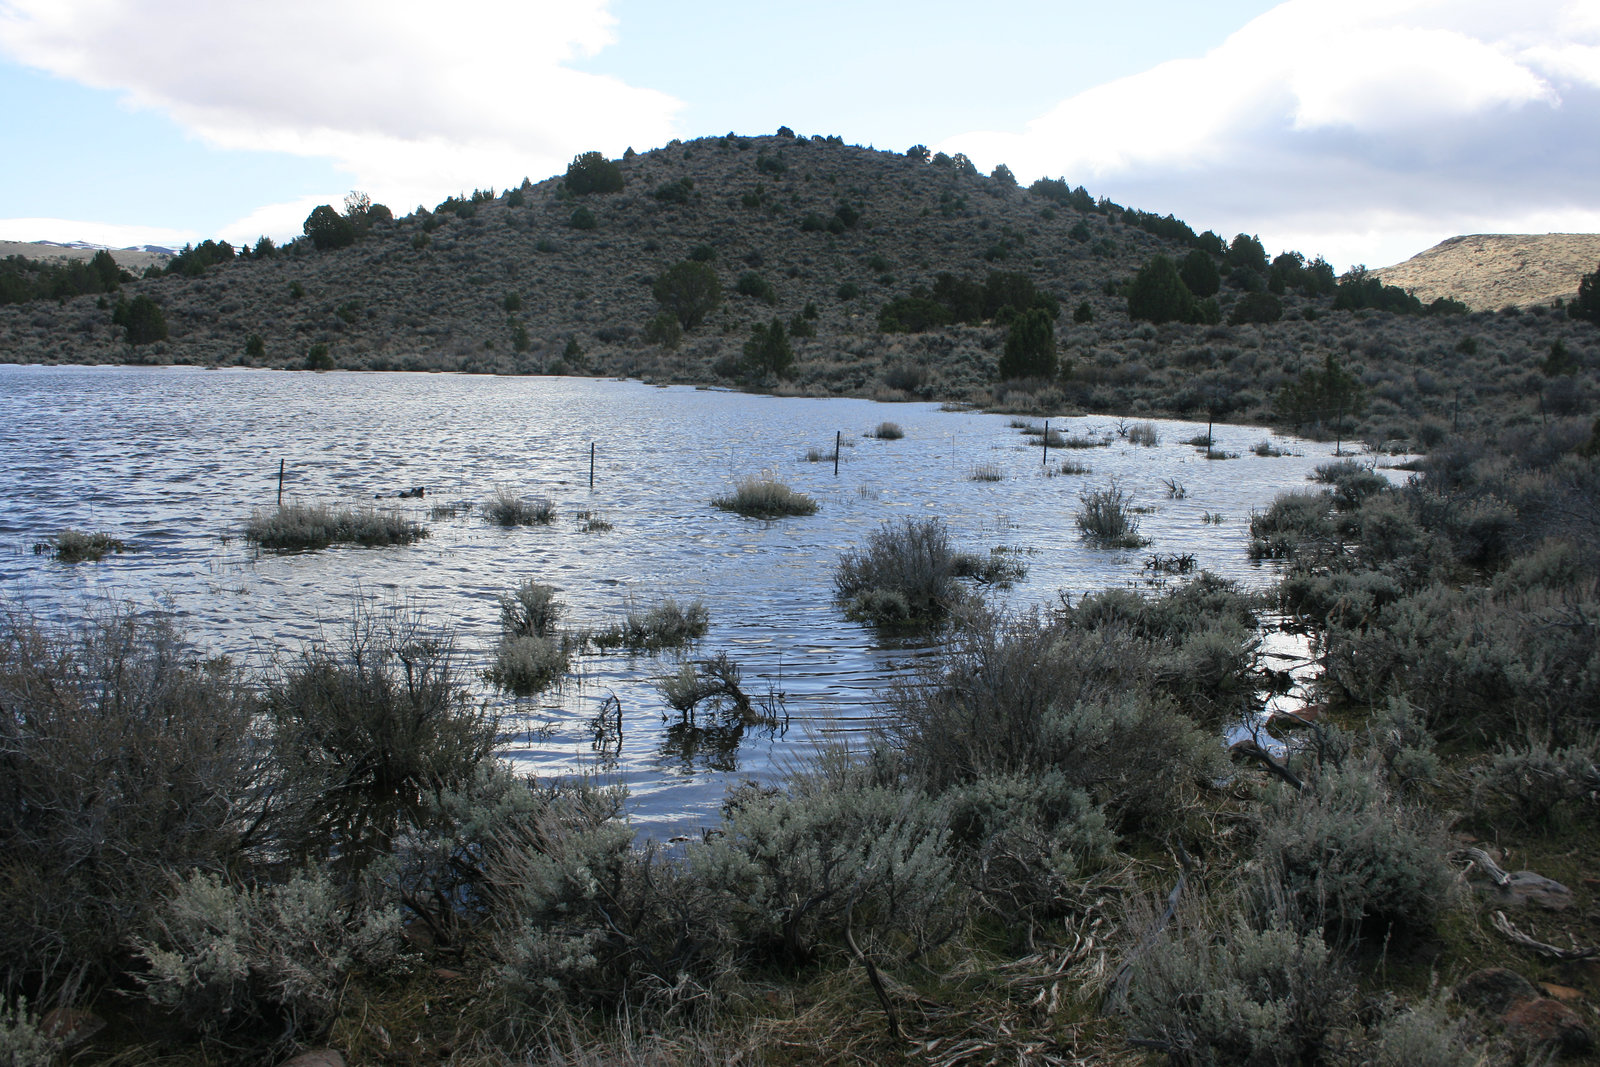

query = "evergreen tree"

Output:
[[1575, 261, 1600, 326], [1178, 249, 1220, 298], [1127, 256, 1194, 324], [564, 151, 624, 195], [742, 317, 794, 379], [113, 295, 168, 345], [998, 307, 1056, 379], [652, 261, 722, 330], [303, 205, 355, 250]]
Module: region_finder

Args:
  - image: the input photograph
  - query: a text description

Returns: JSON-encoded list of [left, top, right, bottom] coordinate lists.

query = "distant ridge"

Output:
[[1370, 233, 1600, 312], [0, 239, 173, 269]]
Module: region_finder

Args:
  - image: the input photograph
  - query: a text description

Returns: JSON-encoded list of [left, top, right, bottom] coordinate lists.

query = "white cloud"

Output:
[[0, 0, 682, 239], [940, 0, 1600, 270]]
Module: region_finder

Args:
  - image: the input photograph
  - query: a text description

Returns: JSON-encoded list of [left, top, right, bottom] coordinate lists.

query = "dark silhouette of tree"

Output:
[[998, 307, 1056, 380], [1178, 249, 1220, 298], [1228, 233, 1268, 274], [990, 164, 1017, 187], [1127, 256, 1194, 324], [113, 295, 167, 345], [742, 318, 793, 379], [1575, 261, 1600, 325], [1229, 292, 1283, 325], [564, 151, 624, 195], [303, 205, 355, 250], [653, 261, 722, 329]]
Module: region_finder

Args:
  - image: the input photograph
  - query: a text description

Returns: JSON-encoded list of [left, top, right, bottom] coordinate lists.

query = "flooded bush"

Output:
[[970, 461, 1004, 482], [245, 503, 428, 550], [711, 476, 817, 519], [1248, 489, 1333, 559], [1075, 482, 1149, 548], [42, 528, 127, 562], [950, 547, 1028, 587], [834, 517, 964, 626], [0, 611, 265, 993], [592, 597, 709, 651], [484, 490, 555, 527], [136, 868, 403, 1047], [887, 613, 1223, 835], [266, 608, 496, 867], [871, 420, 904, 439], [1127, 421, 1159, 446], [489, 581, 571, 693]]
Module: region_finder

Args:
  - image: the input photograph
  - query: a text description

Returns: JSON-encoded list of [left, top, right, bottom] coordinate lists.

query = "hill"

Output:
[[1370, 233, 1600, 312], [1, 131, 1595, 449], [0, 239, 172, 272]]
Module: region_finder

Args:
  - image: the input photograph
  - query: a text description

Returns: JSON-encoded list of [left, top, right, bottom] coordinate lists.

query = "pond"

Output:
[[0, 365, 1357, 836]]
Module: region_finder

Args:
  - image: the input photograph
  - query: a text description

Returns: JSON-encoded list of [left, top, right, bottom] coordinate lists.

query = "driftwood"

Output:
[[1229, 737, 1305, 791], [1492, 911, 1600, 961], [1102, 844, 1193, 1015], [1452, 846, 1512, 887]]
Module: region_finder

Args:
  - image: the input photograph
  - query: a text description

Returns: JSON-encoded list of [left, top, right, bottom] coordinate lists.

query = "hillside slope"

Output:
[[2, 132, 1595, 448], [1371, 233, 1600, 312]]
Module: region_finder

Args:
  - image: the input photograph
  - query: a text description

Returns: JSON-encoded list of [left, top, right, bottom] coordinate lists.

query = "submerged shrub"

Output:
[[489, 581, 572, 694], [1075, 482, 1149, 548], [245, 504, 428, 550], [485, 490, 555, 526], [593, 598, 709, 651], [44, 528, 127, 562], [834, 517, 964, 626], [266, 607, 496, 867], [136, 868, 402, 1046], [711, 476, 817, 519]]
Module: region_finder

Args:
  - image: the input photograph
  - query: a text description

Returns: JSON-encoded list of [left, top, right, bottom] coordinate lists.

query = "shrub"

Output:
[[712, 476, 817, 519], [136, 868, 402, 1046], [1127, 255, 1194, 324], [689, 759, 963, 964], [1127, 421, 1159, 447], [1125, 912, 1351, 1065], [0, 999, 57, 1066], [592, 598, 709, 651], [1472, 735, 1599, 826], [1229, 290, 1283, 325], [734, 271, 775, 303], [563, 151, 624, 195], [834, 519, 968, 627], [484, 490, 554, 526], [45, 528, 126, 562], [971, 462, 1004, 482], [244, 503, 426, 550], [1178, 248, 1221, 297], [569, 206, 597, 230], [0, 611, 267, 993], [1248, 490, 1333, 559], [265, 607, 496, 866], [642, 310, 682, 349], [489, 634, 570, 695], [1253, 760, 1451, 937], [653, 261, 723, 330], [1075, 483, 1149, 547], [872, 421, 903, 440], [886, 616, 1223, 833]]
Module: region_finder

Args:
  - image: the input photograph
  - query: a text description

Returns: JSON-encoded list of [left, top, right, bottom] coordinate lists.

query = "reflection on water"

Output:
[[1, 365, 1363, 836]]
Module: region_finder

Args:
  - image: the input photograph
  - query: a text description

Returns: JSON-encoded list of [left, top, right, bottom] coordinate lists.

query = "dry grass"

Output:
[[40, 529, 127, 562], [485, 490, 555, 526]]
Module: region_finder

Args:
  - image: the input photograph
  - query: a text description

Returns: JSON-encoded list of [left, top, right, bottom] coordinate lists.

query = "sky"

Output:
[[1, 0, 1596, 271]]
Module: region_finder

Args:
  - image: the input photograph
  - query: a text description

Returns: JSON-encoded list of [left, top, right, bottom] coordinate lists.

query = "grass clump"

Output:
[[1127, 421, 1160, 446], [41, 528, 127, 562], [1075, 482, 1149, 547], [872, 421, 904, 439], [834, 517, 965, 626], [245, 504, 427, 550], [593, 597, 709, 651], [970, 461, 1004, 482], [487, 580, 572, 694], [712, 476, 817, 519], [484, 490, 555, 526], [1061, 432, 1110, 449]]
